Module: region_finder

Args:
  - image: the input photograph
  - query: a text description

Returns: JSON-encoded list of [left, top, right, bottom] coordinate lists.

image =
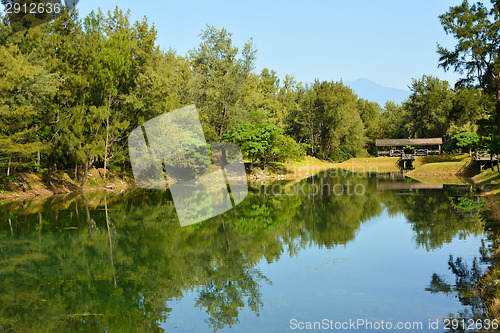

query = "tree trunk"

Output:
[[221, 145, 227, 167], [74, 164, 78, 181], [80, 151, 90, 187], [35, 123, 40, 168], [104, 95, 111, 182], [122, 160, 125, 181], [104, 114, 109, 182], [6, 156, 11, 176], [219, 104, 227, 140], [46, 155, 54, 186], [497, 87, 500, 137]]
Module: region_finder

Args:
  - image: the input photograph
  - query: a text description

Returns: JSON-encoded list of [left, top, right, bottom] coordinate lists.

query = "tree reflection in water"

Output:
[[0, 172, 491, 331], [425, 208, 498, 333]]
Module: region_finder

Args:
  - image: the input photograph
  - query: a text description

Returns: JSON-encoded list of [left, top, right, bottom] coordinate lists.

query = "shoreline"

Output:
[[2, 156, 499, 319], [2, 155, 498, 201]]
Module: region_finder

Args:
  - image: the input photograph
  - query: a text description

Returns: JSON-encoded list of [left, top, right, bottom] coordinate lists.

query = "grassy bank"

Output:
[[335, 157, 400, 173], [406, 154, 471, 178], [469, 167, 500, 320], [472, 168, 500, 196], [335, 154, 472, 177], [248, 156, 335, 184]]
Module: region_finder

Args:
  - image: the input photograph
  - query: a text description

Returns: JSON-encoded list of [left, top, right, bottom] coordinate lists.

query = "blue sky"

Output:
[[75, 0, 462, 91]]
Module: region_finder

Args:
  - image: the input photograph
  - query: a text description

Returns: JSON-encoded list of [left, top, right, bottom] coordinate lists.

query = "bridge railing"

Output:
[[475, 151, 491, 161]]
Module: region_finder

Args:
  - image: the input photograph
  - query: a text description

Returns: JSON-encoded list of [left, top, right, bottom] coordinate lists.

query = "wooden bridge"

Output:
[[474, 151, 499, 171], [376, 138, 443, 157], [376, 138, 443, 169]]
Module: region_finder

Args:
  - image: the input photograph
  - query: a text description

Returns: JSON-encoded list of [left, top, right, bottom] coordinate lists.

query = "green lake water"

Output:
[[0, 171, 493, 332]]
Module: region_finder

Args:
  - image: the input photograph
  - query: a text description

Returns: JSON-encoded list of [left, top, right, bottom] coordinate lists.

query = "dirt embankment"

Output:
[[0, 156, 336, 200], [0, 168, 134, 201]]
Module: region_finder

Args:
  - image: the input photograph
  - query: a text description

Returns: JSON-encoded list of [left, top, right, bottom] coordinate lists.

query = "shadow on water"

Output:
[[0, 170, 493, 332]]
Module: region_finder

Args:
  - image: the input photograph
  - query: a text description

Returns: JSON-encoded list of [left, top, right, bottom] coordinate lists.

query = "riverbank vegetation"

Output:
[[1, 2, 500, 187]]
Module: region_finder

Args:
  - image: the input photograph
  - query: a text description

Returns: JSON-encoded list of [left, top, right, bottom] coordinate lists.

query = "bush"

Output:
[[448, 132, 479, 156], [224, 123, 304, 163], [403, 145, 415, 153]]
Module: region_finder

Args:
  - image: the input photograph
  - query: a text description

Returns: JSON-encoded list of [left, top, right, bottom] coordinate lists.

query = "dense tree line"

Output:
[[0, 7, 369, 182], [1, 1, 500, 183]]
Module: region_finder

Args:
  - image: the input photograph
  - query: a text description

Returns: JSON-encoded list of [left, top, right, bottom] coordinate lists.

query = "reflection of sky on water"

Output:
[[163, 210, 486, 333]]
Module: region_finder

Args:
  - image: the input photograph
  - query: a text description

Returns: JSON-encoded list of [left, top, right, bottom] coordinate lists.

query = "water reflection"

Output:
[[0, 171, 490, 332]]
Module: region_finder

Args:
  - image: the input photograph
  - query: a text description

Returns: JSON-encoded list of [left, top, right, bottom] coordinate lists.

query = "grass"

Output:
[[471, 166, 500, 321], [405, 174, 468, 185], [334, 154, 473, 183], [414, 153, 470, 166], [472, 168, 500, 196], [472, 167, 500, 184], [406, 154, 471, 178], [248, 156, 335, 182], [335, 157, 400, 173]]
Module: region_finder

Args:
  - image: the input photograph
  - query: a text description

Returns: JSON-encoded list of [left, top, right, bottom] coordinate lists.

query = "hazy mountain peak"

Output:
[[345, 78, 409, 106]]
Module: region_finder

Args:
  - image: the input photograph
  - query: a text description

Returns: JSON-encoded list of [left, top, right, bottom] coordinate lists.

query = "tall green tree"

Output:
[[448, 87, 491, 137], [189, 25, 256, 139], [93, 10, 133, 181], [449, 132, 480, 156], [313, 80, 365, 160], [357, 99, 385, 154], [0, 43, 60, 175], [438, 0, 500, 136], [286, 84, 318, 155], [32, 9, 90, 184], [403, 75, 453, 138], [381, 101, 409, 139]]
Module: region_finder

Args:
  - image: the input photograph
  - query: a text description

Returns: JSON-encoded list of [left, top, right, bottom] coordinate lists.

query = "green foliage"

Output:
[[381, 101, 409, 139], [487, 135, 500, 155], [447, 87, 492, 137], [189, 25, 256, 139], [438, 0, 500, 137], [404, 75, 453, 139], [2, 2, 497, 177], [403, 145, 415, 153], [450, 132, 480, 155], [224, 123, 304, 163], [357, 99, 385, 155], [452, 196, 484, 211]]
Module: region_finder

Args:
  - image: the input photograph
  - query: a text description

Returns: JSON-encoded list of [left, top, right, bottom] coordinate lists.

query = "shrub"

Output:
[[224, 123, 304, 163]]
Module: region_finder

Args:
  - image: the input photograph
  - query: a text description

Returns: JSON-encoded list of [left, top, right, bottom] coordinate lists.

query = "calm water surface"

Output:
[[0, 171, 491, 332]]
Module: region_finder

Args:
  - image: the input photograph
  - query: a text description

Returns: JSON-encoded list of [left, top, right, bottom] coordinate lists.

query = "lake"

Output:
[[0, 170, 492, 332]]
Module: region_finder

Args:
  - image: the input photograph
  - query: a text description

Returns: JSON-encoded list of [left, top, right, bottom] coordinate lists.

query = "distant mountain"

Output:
[[345, 78, 409, 106]]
